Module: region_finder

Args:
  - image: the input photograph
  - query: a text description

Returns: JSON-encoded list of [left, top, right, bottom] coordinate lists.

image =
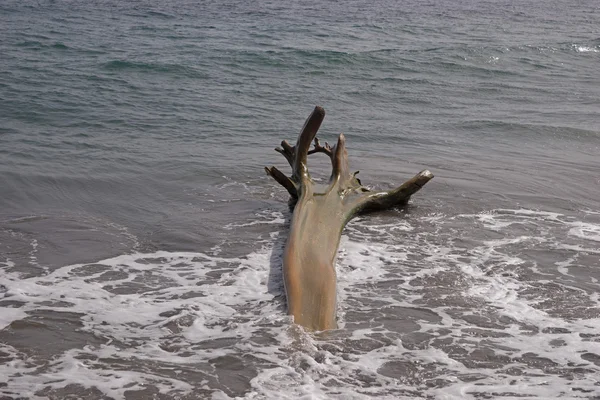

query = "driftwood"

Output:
[[265, 106, 433, 331]]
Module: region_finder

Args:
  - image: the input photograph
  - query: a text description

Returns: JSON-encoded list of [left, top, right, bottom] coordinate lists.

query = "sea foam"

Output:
[[1, 208, 600, 399]]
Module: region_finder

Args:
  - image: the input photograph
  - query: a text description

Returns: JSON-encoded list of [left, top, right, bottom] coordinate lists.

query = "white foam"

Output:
[[475, 212, 515, 230], [0, 347, 193, 400], [555, 256, 576, 276], [500, 208, 565, 221], [582, 209, 600, 216], [1, 208, 600, 399], [558, 243, 600, 255], [29, 238, 39, 265], [574, 45, 599, 53], [568, 221, 600, 242], [0, 243, 286, 398], [224, 210, 285, 229], [0, 307, 27, 330]]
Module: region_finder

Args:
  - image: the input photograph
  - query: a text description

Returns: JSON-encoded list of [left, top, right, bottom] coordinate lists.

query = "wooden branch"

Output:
[[267, 107, 325, 196], [275, 140, 295, 168], [279, 136, 333, 167], [307, 137, 333, 162], [293, 106, 325, 182], [331, 133, 349, 185], [351, 169, 434, 214], [264, 166, 297, 198]]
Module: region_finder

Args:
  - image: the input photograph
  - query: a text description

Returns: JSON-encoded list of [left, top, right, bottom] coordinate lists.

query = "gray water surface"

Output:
[[1, 0, 600, 398]]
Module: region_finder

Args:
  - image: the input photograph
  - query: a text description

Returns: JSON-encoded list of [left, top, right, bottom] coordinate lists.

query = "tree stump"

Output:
[[266, 106, 433, 331]]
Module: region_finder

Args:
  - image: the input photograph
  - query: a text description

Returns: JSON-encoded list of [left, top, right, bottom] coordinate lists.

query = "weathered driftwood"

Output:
[[265, 106, 433, 331]]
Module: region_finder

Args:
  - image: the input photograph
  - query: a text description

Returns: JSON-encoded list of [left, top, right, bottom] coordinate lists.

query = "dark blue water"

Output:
[[1, 1, 600, 398]]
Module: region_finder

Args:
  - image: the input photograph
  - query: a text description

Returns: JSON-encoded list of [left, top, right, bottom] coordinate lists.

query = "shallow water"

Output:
[[1, 0, 600, 398]]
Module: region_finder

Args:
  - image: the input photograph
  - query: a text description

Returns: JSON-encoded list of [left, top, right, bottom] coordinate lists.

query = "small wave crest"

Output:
[[572, 44, 599, 53], [102, 60, 208, 79]]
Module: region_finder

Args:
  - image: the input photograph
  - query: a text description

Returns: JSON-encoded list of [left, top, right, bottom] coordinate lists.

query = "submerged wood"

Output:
[[265, 106, 433, 331]]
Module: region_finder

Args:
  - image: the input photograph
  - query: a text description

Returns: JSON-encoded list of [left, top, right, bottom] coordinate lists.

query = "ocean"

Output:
[[1, 0, 599, 398]]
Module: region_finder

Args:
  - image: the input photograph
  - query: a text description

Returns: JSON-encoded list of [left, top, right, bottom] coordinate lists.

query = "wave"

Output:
[[1, 208, 599, 398], [102, 60, 208, 79], [15, 41, 69, 50]]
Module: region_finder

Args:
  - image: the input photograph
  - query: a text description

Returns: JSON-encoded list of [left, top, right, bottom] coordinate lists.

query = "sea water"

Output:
[[1, 0, 599, 398]]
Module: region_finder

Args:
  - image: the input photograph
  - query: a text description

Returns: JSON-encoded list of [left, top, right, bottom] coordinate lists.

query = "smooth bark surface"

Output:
[[266, 106, 433, 331]]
